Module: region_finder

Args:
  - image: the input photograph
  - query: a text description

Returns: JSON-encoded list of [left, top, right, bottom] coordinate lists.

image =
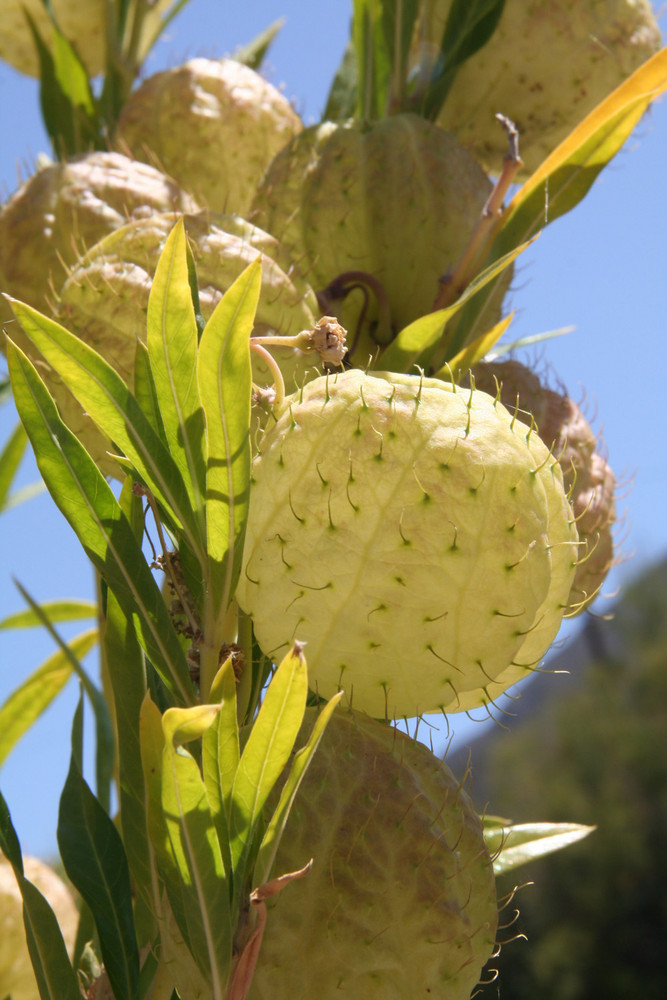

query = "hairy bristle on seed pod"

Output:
[[469, 360, 616, 613], [247, 708, 498, 1000], [237, 369, 579, 719]]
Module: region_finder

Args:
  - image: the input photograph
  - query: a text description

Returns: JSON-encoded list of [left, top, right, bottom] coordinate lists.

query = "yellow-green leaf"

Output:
[[485, 820, 596, 876]]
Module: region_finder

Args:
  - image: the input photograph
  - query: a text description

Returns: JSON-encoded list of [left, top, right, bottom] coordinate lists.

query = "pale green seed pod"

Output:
[[251, 114, 503, 361], [411, 0, 661, 173], [0, 856, 78, 1000], [0, 151, 198, 336], [248, 708, 498, 1000], [114, 58, 303, 217], [237, 369, 578, 719]]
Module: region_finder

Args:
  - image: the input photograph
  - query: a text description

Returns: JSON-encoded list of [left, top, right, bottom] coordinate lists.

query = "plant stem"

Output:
[[432, 115, 523, 311]]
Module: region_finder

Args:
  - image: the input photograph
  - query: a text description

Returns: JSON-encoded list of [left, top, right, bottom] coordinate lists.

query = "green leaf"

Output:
[[0, 628, 97, 769], [27, 9, 99, 158], [323, 38, 358, 120], [353, 0, 391, 119], [159, 705, 233, 993], [484, 819, 596, 876], [197, 259, 258, 650], [5, 298, 206, 562], [378, 238, 531, 372], [0, 791, 82, 1000], [99, 554, 155, 928], [0, 788, 22, 867], [428, 50, 667, 354], [254, 691, 343, 888], [147, 220, 206, 528], [351, 0, 419, 117], [0, 599, 97, 629], [163, 704, 221, 746], [232, 18, 285, 70], [140, 693, 194, 954], [132, 342, 169, 447], [7, 341, 193, 705], [380, 0, 419, 113], [229, 644, 308, 871], [202, 656, 239, 871], [438, 312, 513, 378], [0, 420, 28, 511], [413, 0, 505, 118], [58, 697, 140, 1000]]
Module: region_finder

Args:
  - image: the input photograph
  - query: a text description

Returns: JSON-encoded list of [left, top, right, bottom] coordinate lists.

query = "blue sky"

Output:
[[1, 1, 666, 859]]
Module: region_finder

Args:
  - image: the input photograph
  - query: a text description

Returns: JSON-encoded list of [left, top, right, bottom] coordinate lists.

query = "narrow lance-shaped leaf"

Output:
[[159, 706, 234, 993], [58, 697, 140, 1000], [0, 628, 97, 769], [202, 656, 239, 871], [0, 420, 28, 511], [379, 237, 533, 372], [437, 312, 514, 379], [147, 220, 206, 526], [353, 0, 391, 119], [27, 9, 99, 157], [140, 692, 196, 957], [197, 258, 259, 637], [229, 644, 308, 873], [484, 820, 596, 876], [0, 599, 97, 629], [101, 585, 155, 925], [253, 691, 344, 889], [0, 791, 81, 1000], [6, 341, 193, 704], [414, 0, 506, 118], [5, 297, 206, 563], [232, 17, 285, 70], [381, 0, 419, 112], [323, 38, 358, 120], [133, 342, 169, 447]]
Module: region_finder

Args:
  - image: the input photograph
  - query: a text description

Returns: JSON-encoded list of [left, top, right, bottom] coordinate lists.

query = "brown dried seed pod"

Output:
[[470, 359, 616, 612]]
